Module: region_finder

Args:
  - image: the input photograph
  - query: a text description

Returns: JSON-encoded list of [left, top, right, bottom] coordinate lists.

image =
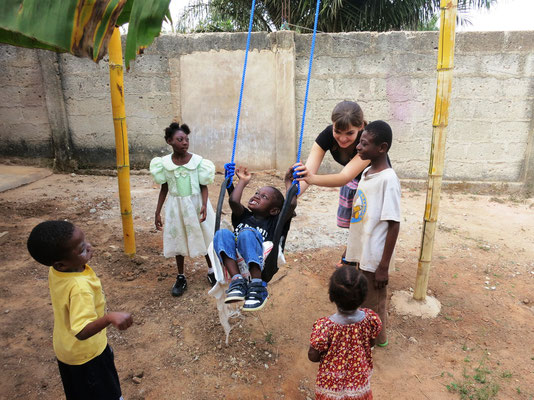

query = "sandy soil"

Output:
[[1, 171, 533, 400]]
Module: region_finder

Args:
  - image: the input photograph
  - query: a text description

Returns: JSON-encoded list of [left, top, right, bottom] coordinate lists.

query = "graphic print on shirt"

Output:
[[235, 222, 268, 241], [351, 189, 367, 224]]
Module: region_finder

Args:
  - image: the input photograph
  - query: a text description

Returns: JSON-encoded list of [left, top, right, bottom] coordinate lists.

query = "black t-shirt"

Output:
[[315, 125, 362, 167], [314, 125, 390, 178], [232, 208, 292, 249]]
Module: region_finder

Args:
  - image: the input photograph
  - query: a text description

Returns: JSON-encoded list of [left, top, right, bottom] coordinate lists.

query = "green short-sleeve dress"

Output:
[[150, 153, 215, 258]]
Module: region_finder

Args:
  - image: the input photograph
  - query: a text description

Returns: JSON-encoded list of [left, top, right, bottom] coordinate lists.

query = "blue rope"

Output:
[[225, 0, 257, 187], [293, 0, 321, 194]]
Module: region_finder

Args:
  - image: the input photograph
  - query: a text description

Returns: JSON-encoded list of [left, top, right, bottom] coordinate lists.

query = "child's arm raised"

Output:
[[76, 312, 133, 340], [154, 183, 169, 230], [375, 220, 400, 289], [228, 166, 251, 218], [199, 184, 208, 222], [293, 153, 369, 188]]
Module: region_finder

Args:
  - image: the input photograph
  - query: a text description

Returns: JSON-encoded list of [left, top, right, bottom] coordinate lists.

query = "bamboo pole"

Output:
[[413, 0, 457, 301], [108, 27, 136, 256]]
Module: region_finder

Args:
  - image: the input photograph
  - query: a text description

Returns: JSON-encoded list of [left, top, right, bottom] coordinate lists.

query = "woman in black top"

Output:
[[293, 101, 370, 265]]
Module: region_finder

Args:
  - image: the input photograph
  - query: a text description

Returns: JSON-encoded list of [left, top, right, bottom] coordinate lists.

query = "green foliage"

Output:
[[122, 0, 172, 68], [176, 0, 496, 33], [445, 357, 502, 400], [0, 0, 171, 68], [417, 13, 439, 31], [194, 19, 236, 33]]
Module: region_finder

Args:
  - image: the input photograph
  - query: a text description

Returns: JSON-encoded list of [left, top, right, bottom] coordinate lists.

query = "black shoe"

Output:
[[243, 281, 268, 311], [172, 275, 187, 297], [224, 277, 248, 303], [207, 272, 216, 287]]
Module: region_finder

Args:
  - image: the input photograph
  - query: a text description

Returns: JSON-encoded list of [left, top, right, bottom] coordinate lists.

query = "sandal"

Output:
[[336, 257, 358, 268]]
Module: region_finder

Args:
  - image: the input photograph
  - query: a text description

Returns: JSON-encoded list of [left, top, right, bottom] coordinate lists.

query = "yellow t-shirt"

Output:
[[48, 265, 107, 365]]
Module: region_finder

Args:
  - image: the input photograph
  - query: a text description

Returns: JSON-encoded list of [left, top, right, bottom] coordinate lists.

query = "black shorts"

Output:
[[57, 345, 122, 400]]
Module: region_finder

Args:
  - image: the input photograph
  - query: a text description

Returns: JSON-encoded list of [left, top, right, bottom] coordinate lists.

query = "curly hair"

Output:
[[364, 120, 392, 150], [266, 186, 284, 210], [27, 220, 75, 266], [164, 122, 191, 141], [329, 265, 368, 311]]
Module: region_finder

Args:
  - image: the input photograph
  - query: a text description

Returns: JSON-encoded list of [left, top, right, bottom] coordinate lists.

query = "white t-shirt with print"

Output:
[[345, 166, 401, 273]]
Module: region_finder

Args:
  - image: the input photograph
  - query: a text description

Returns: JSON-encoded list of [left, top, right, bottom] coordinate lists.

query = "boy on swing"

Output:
[[213, 166, 296, 311]]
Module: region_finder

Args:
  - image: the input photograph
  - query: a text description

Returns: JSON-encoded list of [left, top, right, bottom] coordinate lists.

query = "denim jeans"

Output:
[[213, 228, 264, 271]]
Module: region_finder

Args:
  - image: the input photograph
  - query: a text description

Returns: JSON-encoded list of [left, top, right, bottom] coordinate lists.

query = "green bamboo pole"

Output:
[[414, 0, 457, 301], [108, 27, 136, 256]]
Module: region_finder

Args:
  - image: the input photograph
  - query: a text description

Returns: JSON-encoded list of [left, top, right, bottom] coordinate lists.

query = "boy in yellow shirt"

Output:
[[27, 221, 133, 400]]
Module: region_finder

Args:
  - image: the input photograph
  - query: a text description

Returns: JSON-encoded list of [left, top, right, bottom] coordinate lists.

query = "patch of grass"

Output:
[[264, 331, 275, 345], [474, 364, 490, 383], [442, 314, 462, 322], [444, 358, 501, 400], [500, 371, 512, 378]]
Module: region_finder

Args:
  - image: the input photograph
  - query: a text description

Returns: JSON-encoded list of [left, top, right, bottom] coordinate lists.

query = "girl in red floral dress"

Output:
[[308, 266, 382, 400]]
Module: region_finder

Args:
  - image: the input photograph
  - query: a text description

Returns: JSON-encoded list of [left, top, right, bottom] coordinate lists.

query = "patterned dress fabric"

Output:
[[310, 309, 382, 400]]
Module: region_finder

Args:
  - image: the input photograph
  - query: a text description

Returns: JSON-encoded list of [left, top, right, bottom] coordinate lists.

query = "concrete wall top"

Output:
[[1, 30, 533, 186]]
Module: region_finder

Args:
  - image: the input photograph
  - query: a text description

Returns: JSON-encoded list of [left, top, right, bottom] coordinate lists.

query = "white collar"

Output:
[[162, 153, 202, 171]]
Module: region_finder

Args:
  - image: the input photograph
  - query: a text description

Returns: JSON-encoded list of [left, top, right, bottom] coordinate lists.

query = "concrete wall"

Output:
[[0, 31, 533, 187], [0, 46, 53, 158]]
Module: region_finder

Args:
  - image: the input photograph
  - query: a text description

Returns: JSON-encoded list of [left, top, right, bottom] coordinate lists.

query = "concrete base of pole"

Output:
[[391, 290, 441, 319]]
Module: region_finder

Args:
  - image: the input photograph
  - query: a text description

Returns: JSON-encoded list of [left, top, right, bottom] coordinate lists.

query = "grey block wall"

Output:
[[0, 46, 53, 158], [1, 31, 533, 187]]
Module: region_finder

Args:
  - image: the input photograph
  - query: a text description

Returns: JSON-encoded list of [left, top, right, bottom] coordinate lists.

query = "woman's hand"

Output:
[[292, 162, 315, 184], [236, 166, 252, 184], [199, 205, 207, 222], [155, 213, 163, 230]]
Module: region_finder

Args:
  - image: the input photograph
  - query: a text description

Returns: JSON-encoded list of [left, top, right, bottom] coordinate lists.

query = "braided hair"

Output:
[[329, 265, 368, 311]]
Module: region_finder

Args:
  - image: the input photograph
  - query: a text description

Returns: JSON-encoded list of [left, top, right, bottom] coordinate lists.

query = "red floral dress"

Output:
[[310, 309, 382, 400]]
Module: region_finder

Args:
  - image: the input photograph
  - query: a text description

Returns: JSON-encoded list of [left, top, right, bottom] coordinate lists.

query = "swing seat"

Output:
[[207, 239, 285, 344], [207, 239, 286, 285], [214, 177, 298, 283]]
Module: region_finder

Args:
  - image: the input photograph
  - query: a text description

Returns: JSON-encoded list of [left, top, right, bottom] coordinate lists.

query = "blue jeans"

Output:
[[213, 228, 264, 271]]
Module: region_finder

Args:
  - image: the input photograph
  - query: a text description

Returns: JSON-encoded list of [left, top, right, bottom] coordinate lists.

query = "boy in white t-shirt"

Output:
[[345, 120, 401, 347]]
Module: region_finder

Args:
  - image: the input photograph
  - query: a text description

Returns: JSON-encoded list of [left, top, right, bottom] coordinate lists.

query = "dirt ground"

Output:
[[1, 170, 533, 400]]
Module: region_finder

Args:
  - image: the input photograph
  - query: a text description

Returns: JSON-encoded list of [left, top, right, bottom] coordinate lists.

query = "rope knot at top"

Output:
[[224, 162, 236, 187]]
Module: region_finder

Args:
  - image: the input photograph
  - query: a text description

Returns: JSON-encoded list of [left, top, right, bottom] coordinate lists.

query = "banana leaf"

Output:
[[0, 0, 170, 68]]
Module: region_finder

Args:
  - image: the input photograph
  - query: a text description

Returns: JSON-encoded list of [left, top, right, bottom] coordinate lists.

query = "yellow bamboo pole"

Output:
[[413, 0, 457, 301], [108, 27, 136, 256]]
